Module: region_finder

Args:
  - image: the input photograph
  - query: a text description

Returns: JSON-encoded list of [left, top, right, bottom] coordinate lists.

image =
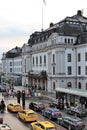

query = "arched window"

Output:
[[78, 82, 81, 89]]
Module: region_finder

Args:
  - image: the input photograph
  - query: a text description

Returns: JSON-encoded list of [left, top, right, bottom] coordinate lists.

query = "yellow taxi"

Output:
[[31, 120, 56, 130], [18, 109, 38, 122], [7, 102, 23, 112]]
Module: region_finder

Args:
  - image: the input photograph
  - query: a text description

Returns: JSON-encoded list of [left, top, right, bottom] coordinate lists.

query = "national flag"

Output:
[[43, 0, 46, 5]]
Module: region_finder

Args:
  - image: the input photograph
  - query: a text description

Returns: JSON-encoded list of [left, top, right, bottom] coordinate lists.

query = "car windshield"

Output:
[[28, 113, 35, 116], [46, 127, 56, 130]]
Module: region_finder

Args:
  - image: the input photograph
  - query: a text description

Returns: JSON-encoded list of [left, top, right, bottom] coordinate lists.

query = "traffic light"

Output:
[[22, 90, 25, 109], [17, 91, 21, 104]]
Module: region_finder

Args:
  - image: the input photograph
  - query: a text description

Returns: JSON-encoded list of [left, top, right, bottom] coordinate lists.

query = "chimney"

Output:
[[77, 10, 82, 16], [49, 22, 54, 27]]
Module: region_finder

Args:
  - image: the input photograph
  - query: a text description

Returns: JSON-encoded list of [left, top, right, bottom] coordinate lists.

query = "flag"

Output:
[[43, 0, 46, 5]]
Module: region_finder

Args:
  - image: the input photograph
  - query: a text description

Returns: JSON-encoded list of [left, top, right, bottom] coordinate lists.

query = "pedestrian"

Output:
[[1, 99, 4, 104]]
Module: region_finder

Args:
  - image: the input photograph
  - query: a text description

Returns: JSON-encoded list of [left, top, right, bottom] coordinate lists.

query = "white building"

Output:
[[2, 10, 87, 92], [2, 47, 22, 85]]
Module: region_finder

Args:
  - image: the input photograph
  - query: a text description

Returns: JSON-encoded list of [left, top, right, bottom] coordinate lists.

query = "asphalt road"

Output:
[[0, 93, 66, 130], [1, 88, 87, 130]]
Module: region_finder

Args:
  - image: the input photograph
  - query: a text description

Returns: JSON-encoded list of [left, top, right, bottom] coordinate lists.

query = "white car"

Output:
[[0, 124, 11, 130]]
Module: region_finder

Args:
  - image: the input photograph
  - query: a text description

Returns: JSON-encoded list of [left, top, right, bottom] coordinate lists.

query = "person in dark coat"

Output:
[[0, 99, 5, 112]]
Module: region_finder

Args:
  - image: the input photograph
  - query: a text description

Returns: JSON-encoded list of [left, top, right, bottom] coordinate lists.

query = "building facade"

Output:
[[2, 47, 22, 85], [2, 10, 87, 92]]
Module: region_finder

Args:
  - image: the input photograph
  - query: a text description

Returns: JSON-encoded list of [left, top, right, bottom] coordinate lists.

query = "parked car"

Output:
[[57, 116, 85, 130], [29, 101, 46, 111], [31, 120, 56, 130], [66, 106, 87, 117], [7, 102, 23, 112], [18, 109, 38, 122], [0, 124, 11, 130], [42, 107, 62, 120]]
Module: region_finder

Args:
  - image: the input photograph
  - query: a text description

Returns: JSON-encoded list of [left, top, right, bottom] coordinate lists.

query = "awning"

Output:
[[56, 87, 87, 98]]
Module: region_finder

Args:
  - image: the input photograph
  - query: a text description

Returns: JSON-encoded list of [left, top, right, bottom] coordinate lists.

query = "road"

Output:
[[1, 87, 87, 130], [1, 93, 66, 130]]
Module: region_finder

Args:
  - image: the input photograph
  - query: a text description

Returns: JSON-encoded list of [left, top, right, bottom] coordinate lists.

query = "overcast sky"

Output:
[[0, 0, 87, 62]]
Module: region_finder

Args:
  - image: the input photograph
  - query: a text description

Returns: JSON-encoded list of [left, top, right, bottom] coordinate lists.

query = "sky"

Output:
[[0, 0, 87, 62]]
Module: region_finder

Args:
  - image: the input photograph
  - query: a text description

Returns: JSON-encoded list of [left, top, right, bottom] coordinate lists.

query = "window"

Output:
[[44, 55, 46, 66], [67, 54, 71, 62], [85, 52, 87, 61], [65, 38, 67, 43], [53, 82, 55, 90], [78, 66, 81, 75], [85, 66, 87, 75], [10, 68, 12, 72], [40, 56, 42, 66], [86, 83, 87, 90], [33, 57, 34, 65], [53, 67, 55, 75], [10, 62, 12, 66], [71, 39, 73, 43], [53, 54, 55, 63], [33, 57, 34, 66], [68, 39, 70, 43], [67, 66, 72, 75], [52, 39, 56, 44], [36, 56, 38, 66], [78, 53, 81, 62]]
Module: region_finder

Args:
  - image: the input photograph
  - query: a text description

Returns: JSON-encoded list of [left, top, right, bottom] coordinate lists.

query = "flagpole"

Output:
[[41, 0, 46, 31], [42, 0, 43, 31]]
